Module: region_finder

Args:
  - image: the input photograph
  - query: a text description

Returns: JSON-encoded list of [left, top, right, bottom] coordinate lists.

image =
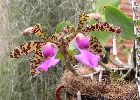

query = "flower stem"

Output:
[[65, 56, 78, 76]]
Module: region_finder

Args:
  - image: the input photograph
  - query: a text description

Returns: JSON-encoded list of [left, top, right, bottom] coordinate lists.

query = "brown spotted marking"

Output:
[[30, 49, 44, 77], [9, 41, 45, 59], [82, 22, 121, 34], [77, 13, 90, 32], [89, 36, 105, 58], [31, 24, 49, 40], [64, 33, 77, 44], [49, 34, 59, 43], [58, 25, 78, 44], [56, 25, 77, 44], [58, 13, 90, 45], [58, 38, 69, 53], [60, 25, 75, 34]]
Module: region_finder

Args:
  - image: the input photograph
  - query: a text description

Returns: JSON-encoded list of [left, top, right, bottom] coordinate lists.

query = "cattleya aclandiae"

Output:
[[36, 42, 60, 72], [73, 33, 100, 67], [9, 13, 122, 77]]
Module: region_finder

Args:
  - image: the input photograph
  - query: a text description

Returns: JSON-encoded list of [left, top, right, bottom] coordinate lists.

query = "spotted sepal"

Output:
[[76, 13, 90, 32], [50, 34, 59, 42], [30, 49, 44, 77], [60, 25, 75, 34], [9, 41, 45, 59], [31, 24, 49, 40], [89, 36, 105, 58], [82, 22, 121, 34], [58, 25, 77, 44]]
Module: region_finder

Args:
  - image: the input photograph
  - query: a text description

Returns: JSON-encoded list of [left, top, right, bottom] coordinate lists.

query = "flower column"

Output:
[[132, 0, 140, 98]]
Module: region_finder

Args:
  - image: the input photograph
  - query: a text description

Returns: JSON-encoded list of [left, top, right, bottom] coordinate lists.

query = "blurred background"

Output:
[[0, 0, 139, 100]]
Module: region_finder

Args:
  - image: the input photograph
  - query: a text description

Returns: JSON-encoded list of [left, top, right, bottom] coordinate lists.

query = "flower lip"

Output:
[[75, 33, 89, 49], [36, 56, 60, 72], [42, 42, 57, 59], [74, 49, 100, 68]]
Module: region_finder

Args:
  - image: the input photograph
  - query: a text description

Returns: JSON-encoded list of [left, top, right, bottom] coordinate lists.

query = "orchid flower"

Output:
[[36, 42, 60, 72], [74, 33, 100, 68]]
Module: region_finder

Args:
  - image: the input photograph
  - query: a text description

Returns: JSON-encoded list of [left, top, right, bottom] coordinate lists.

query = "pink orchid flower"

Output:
[[74, 33, 100, 68], [36, 42, 60, 72]]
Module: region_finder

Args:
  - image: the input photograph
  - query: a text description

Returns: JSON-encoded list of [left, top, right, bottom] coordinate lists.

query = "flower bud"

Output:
[[21, 27, 33, 35]]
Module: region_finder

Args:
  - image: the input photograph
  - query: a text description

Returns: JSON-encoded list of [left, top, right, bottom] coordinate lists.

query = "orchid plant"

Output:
[[9, 13, 122, 77]]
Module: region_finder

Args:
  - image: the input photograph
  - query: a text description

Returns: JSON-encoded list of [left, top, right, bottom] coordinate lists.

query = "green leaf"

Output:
[[68, 44, 77, 57], [89, 18, 96, 25], [137, 20, 140, 25], [121, 48, 129, 55], [67, 49, 76, 57], [56, 51, 64, 60], [137, 34, 140, 42], [104, 5, 134, 40], [90, 31, 111, 45], [56, 49, 76, 60], [110, 71, 120, 79], [128, 16, 140, 26], [68, 43, 75, 50], [55, 21, 72, 33], [95, 0, 120, 13]]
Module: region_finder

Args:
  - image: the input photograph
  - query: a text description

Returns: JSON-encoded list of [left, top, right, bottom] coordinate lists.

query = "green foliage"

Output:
[[137, 34, 140, 42], [89, 18, 96, 24], [110, 70, 120, 79], [55, 21, 72, 33], [121, 48, 129, 55], [89, 0, 121, 45], [67, 49, 76, 57], [56, 51, 64, 60], [56, 48, 76, 60], [104, 5, 134, 40], [95, 0, 120, 13]]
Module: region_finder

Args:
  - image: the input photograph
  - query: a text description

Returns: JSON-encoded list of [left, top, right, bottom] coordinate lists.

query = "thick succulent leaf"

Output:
[[104, 5, 134, 40], [95, 0, 120, 13], [55, 21, 72, 33]]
